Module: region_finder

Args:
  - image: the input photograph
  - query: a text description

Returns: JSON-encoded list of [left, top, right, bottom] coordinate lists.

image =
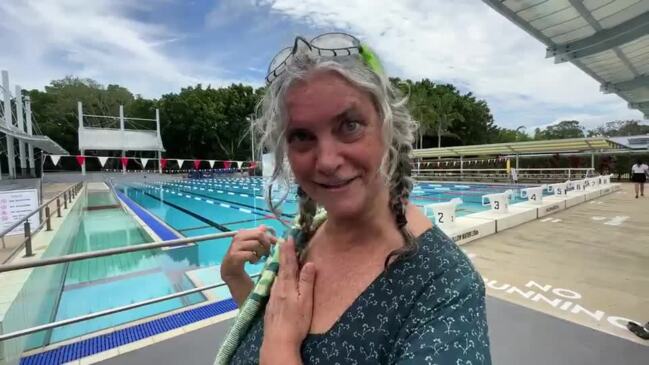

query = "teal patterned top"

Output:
[[229, 226, 491, 364]]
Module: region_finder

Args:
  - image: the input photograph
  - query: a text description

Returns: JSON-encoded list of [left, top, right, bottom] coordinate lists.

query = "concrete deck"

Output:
[[463, 182, 649, 344], [96, 297, 649, 365]]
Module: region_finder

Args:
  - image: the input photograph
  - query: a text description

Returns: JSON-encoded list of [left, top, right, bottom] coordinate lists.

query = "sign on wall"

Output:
[[0, 189, 40, 236]]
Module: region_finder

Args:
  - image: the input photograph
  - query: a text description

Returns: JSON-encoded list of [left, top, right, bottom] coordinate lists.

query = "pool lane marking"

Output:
[[159, 183, 296, 214], [129, 186, 232, 232], [143, 183, 292, 218]]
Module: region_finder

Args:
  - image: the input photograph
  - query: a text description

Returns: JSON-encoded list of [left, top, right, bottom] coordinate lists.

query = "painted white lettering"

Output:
[[525, 281, 552, 292], [531, 293, 562, 308], [608, 316, 636, 330], [560, 301, 573, 311], [570, 304, 604, 321], [552, 288, 582, 299], [487, 280, 510, 291], [506, 286, 535, 299]]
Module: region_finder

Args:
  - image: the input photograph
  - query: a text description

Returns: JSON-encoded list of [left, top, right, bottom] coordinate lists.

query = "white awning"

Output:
[[483, 0, 649, 119], [1, 125, 68, 155]]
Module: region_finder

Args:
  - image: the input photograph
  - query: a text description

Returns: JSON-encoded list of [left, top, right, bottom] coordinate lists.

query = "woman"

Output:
[[631, 159, 648, 199], [215, 33, 491, 364]]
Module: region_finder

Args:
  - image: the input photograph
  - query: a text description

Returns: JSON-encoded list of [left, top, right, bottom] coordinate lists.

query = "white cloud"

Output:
[[258, 0, 645, 128], [0, 0, 236, 97]]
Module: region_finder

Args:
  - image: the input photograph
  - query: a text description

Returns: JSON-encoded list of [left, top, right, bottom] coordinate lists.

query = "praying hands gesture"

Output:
[[260, 237, 317, 365]]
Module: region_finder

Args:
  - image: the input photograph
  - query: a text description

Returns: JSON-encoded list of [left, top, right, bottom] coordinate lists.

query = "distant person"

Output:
[[215, 33, 491, 364], [631, 159, 648, 198]]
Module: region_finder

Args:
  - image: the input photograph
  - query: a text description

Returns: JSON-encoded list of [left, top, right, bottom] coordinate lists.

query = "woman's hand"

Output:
[[260, 237, 316, 364], [221, 226, 276, 307], [221, 225, 276, 281]]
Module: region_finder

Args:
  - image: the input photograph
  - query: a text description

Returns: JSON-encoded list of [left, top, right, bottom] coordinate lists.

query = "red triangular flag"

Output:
[[249, 161, 257, 169], [193, 160, 201, 170], [160, 158, 168, 169], [223, 160, 232, 169], [75, 155, 86, 166], [120, 157, 129, 168]]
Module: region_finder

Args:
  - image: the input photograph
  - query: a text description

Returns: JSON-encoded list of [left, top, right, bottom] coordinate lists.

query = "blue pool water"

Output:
[[43, 177, 535, 346]]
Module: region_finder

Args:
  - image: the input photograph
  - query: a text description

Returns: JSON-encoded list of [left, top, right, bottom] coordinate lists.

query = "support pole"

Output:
[[25, 95, 35, 177], [15, 85, 27, 176], [80, 149, 86, 176], [460, 156, 464, 179], [120, 105, 126, 174], [156, 109, 162, 175], [515, 154, 519, 169], [78, 102, 85, 176], [2, 71, 16, 178], [249, 116, 255, 163], [591, 153, 595, 170], [157, 150, 162, 174]]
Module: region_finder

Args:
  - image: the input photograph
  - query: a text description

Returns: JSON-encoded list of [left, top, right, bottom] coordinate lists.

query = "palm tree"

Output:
[[431, 93, 465, 154]]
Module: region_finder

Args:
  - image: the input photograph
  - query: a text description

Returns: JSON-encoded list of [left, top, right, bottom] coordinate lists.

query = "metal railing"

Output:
[[0, 231, 257, 341], [413, 167, 596, 182], [1, 182, 84, 263]]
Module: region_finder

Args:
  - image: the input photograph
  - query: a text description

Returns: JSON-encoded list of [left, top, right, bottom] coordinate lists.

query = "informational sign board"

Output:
[[0, 189, 40, 236]]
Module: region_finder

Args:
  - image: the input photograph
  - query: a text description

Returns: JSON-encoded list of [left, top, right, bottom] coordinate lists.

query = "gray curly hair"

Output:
[[254, 45, 418, 265]]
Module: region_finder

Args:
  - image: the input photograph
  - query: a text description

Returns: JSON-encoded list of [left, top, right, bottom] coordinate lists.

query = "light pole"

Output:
[[249, 115, 255, 163]]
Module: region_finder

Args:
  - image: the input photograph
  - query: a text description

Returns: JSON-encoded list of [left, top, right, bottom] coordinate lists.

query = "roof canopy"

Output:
[[483, 0, 649, 119], [1, 125, 68, 155], [412, 138, 623, 158]]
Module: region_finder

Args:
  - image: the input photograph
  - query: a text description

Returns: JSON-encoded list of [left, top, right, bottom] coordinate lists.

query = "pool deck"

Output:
[[463, 182, 649, 345]]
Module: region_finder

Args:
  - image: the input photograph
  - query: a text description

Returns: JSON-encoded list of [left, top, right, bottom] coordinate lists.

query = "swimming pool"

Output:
[[40, 177, 535, 346]]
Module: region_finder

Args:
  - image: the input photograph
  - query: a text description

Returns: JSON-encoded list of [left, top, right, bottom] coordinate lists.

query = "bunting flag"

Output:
[[249, 161, 257, 169], [75, 155, 86, 166], [120, 157, 129, 168], [160, 158, 168, 169], [50, 155, 61, 165], [141, 158, 150, 167], [98, 156, 109, 167], [208, 160, 216, 168], [193, 160, 201, 170], [177, 159, 185, 168], [235, 161, 242, 169], [223, 160, 232, 169]]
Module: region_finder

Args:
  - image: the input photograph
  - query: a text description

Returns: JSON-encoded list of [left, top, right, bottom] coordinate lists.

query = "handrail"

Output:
[[0, 230, 260, 341], [0, 273, 261, 341], [0, 182, 83, 240], [0, 231, 238, 273]]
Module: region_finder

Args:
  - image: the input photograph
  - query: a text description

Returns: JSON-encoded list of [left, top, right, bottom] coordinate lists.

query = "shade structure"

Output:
[[483, 0, 649, 119], [411, 138, 624, 158]]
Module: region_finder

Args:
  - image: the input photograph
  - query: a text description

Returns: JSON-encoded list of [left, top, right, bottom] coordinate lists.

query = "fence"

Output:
[[0, 182, 83, 264]]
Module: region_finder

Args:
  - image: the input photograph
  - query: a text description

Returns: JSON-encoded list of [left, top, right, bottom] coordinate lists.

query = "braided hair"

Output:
[[256, 44, 418, 266]]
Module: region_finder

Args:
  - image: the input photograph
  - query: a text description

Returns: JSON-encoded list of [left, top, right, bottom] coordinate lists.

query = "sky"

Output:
[[0, 0, 645, 132]]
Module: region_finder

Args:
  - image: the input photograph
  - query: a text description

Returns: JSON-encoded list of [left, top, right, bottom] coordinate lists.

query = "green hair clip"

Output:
[[359, 44, 385, 75]]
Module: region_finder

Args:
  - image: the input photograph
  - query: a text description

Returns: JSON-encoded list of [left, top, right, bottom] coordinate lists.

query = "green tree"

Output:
[[534, 120, 585, 140], [588, 120, 649, 137]]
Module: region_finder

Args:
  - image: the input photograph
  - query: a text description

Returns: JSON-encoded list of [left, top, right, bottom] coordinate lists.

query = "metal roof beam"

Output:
[[601, 74, 649, 93], [547, 11, 649, 63]]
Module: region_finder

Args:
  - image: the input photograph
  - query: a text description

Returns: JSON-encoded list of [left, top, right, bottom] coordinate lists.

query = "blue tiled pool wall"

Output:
[[0, 191, 87, 365], [19, 298, 238, 365]]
